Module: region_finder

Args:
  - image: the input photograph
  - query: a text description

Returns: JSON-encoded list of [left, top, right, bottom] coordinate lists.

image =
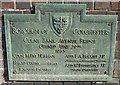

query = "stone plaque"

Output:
[[4, 4, 117, 81]]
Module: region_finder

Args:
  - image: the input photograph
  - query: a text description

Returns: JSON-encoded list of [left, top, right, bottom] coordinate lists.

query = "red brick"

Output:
[[23, 11, 31, 14], [0, 79, 5, 85], [0, 60, 4, 68], [0, 69, 4, 78], [95, 2, 110, 10], [2, 11, 22, 14], [32, 2, 46, 6], [48, 2, 62, 4], [0, 40, 2, 49], [115, 51, 118, 59], [115, 41, 120, 52], [64, 0, 78, 4], [87, 11, 107, 15], [0, 2, 1, 8], [115, 42, 120, 59], [116, 32, 120, 41], [0, 70, 5, 84], [111, 2, 120, 11], [64, 82, 76, 85], [0, 18, 2, 28], [118, 21, 120, 32], [34, 82, 48, 85], [32, 0, 47, 2], [118, 12, 120, 21], [0, 50, 3, 60], [0, 10, 2, 18], [16, 2, 30, 9], [80, 2, 93, 10], [119, 52, 120, 60], [64, 2, 78, 4], [3, 68, 8, 78], [118, 69, 120, 78], [48, 0, 62, 3], [2, 2, 14, 9], [15, 0, 31, 2], [113, 60, 119, 78], [50, 82, 63, 85], [107, 11, 117, 15], [118, 60, 120, 77], [78, 82, 91, 85], [115, 51, 120, 60]]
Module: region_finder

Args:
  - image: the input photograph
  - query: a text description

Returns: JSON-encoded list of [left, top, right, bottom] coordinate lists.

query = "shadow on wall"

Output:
[[2, 15, 9, 81]]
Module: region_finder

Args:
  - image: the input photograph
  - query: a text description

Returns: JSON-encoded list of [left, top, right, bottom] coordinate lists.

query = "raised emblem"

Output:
[[51, 15, 72, 36]]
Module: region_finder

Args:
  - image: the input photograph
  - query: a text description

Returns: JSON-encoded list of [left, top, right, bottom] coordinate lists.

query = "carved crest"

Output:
[[50, 15, 72, 36]]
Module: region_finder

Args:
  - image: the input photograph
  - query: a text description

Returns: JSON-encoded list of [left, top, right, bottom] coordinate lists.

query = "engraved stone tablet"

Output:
[[4, 4, 118, 81]]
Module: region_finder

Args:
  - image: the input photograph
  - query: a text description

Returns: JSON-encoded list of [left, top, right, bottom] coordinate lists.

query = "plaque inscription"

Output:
[[4, 4, 117, 81]]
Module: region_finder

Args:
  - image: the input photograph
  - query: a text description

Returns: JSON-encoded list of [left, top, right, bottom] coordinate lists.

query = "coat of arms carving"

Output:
[[50, 15, 72, 36]]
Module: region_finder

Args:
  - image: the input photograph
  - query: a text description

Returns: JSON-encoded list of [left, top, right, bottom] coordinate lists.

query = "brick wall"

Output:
[[0, 0, 120, 85]]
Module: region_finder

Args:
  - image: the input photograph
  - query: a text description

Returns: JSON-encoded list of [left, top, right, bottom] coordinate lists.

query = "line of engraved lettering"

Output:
[[12, 27, 47, 35], [73, 29, 109, 35], [13, 61, 41, 65], [81, 68, 98, 71], [39, 44, 56, 49], [59, 44, 69, 49], [82, 68, 98, 72], [70, 68, 82, 71], [12, 53, 55, 59], [99, 54, 105, 59], [79, 38, 95, 44], [37, 54, 55, 59], [23, 37, 40, 43], [80, 60, 107, 63], [12, 53, 24, 58], [65, 63, 99, 68], [18, 67, 52, 72], [65, 54, 98, 59], [70, 68, 98, 72], [58, 44, 81, 49], [13, 61, 58, 66], [47, 62, 58, 66], [55, 49, 65, 53], [65, 59, 107, 63], [24, 53, 55, 58], [71, 44, 82, 49], [100, 63, 106, 67], [58, 39, 77, 44], [42, 38, 56, 43]]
